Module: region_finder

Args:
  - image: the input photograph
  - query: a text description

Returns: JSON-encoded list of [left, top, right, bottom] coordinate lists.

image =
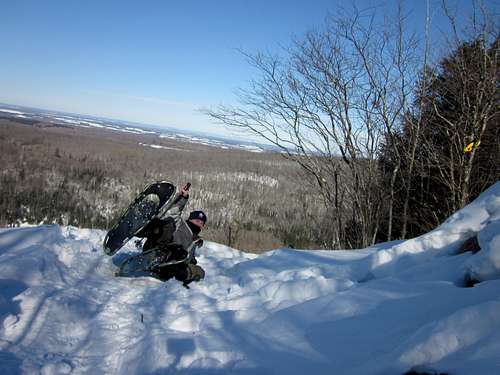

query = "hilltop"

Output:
[[0, 182, 499, 374]]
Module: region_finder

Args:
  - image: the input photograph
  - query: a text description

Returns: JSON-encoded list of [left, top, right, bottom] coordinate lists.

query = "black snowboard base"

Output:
[[103, 181, 176, 256]]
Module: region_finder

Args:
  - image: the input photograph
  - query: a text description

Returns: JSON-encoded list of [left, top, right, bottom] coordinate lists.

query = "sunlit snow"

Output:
[[0, 109, 25, 115], [1, 183, 499, 374]]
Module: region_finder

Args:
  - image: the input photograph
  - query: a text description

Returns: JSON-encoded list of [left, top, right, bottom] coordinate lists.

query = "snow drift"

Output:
[[1, 182, 499, 375]]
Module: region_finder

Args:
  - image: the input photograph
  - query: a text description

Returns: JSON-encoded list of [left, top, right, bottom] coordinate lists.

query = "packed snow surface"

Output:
[[1, 183, 499, 374]]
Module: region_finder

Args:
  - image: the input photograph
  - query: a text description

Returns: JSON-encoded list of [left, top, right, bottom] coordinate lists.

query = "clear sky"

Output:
[[0, 0, 494, 136]]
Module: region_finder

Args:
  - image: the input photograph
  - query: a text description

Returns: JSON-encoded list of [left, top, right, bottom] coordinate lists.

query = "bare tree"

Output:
[[205, 4, 421, 248]]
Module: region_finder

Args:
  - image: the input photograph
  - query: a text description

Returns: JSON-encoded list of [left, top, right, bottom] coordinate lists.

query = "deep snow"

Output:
[[1, 182, 499, 375]]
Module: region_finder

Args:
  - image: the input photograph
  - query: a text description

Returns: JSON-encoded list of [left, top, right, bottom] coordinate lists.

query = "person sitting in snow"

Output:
[[135, 183, 206, 288]]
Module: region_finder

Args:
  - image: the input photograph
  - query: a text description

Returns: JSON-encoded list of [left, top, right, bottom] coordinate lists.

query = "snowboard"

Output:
[[115, 247, 162, 278], [103, 181, 176, 256], [116, 239, 203, 278]]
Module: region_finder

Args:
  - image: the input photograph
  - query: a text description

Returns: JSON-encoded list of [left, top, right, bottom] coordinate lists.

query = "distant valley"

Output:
[[0, 105, 320, 252]]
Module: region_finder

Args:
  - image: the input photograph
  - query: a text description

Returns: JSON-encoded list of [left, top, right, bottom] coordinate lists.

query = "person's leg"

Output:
[[152, 264, 175, 282], [174, 264, 205, 284]]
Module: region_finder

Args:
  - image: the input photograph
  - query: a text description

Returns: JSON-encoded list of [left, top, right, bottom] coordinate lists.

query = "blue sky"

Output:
[[0, 0, 494, 136]]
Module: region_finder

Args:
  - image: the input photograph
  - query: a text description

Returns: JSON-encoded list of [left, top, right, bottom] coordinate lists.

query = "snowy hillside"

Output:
[[1, 183, 500, 375]]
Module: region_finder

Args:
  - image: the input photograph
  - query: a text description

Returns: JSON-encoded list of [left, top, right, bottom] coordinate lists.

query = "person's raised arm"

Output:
[[165, 182, 190, 221]]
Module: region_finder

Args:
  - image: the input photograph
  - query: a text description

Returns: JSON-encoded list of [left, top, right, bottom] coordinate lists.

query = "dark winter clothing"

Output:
[[188, 210, 207, 224], [136, 193, 204, 285], [187, 220, 202, 236]]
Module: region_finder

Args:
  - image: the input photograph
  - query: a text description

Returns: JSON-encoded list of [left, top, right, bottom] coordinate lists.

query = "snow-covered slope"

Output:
[[1, 183, 499, 375]]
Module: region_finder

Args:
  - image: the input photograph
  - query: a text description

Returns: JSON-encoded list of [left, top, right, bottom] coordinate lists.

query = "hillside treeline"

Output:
[[379, 38, 499, 239]]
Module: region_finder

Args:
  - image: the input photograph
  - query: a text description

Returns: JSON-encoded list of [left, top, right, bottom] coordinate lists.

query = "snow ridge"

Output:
[[1, 182, 499, 374]]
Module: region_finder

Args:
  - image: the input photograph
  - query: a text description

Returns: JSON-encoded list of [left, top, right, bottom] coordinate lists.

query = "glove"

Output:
[[186, 263, 205, 282]]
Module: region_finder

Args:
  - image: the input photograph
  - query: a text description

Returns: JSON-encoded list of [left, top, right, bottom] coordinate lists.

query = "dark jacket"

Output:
[[136, 193, 203, 283]]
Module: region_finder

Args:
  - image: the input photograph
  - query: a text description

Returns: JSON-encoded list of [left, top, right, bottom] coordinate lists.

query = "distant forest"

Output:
[[0, 119, 323, 252]]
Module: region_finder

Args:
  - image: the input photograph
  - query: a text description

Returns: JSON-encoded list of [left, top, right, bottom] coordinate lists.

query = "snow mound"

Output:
[[1, 182, 499, 374]]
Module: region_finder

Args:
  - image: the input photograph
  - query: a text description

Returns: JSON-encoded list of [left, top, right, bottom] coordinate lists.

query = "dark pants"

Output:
[[155, 262, 205, 285], [155, 263, 188, 281], [137, 219, 204, 285]]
